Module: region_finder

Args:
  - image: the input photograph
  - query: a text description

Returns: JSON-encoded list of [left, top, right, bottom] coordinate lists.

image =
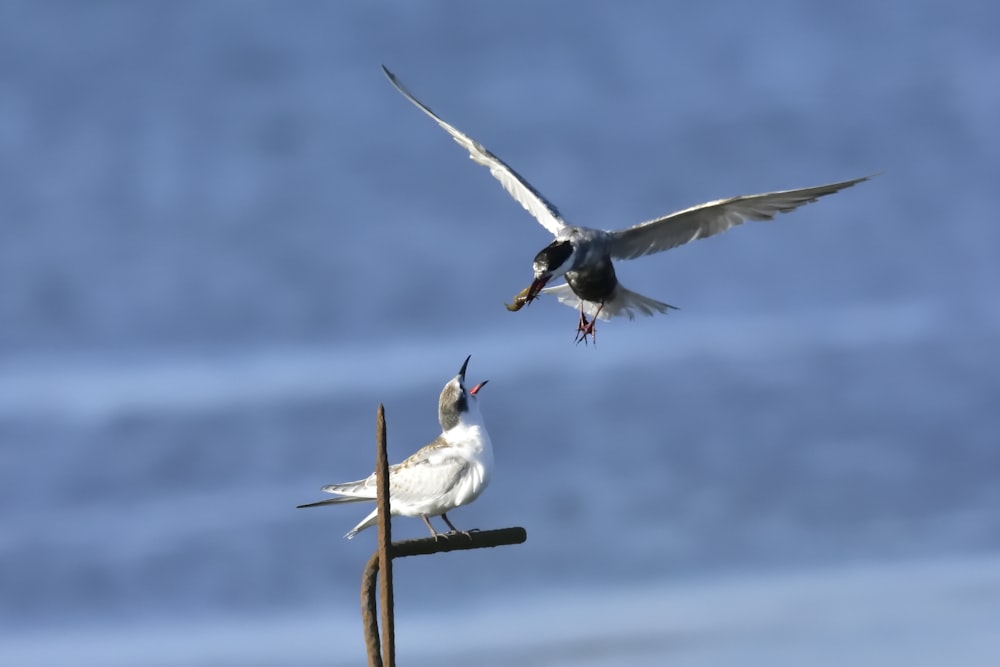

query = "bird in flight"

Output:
[[297, 356, 492, 539], [382, 65, 872, 343]]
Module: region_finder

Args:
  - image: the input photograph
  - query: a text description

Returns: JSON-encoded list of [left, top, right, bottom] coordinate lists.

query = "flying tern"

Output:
[[382, 65, 872, 343]]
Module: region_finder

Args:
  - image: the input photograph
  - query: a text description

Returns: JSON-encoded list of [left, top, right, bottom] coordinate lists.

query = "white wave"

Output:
[[2, 554, 998, 667], [0, 299, 956, 423]]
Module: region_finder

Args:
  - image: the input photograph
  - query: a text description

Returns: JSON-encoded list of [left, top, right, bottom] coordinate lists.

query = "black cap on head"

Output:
[[533, 240, 573, 275]]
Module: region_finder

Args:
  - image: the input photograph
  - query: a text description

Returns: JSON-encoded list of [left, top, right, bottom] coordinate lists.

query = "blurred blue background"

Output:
[[1, 1, 998, 665]]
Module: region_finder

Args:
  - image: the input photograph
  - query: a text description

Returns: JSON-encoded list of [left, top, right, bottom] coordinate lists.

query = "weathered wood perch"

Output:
[[359, 404, 526, 667]]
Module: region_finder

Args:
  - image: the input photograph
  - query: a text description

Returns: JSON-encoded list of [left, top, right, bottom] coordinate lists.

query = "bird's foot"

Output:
[[574, 313, 597, 346], [439, 513, 475, 539], [445, 528, 478, 540]]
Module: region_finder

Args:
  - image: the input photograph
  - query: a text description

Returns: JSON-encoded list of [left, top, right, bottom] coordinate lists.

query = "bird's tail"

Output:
[[296, 498, 378, 539], [296, 496, 369, 509], [345, 508, 379, 539], [321, 477, 377, 497], [541, 282, 677, 320], [296, 475, 378, 509]]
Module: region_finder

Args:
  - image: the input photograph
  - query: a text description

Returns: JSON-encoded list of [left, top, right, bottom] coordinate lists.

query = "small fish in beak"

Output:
[[504, 276, 549, 312]]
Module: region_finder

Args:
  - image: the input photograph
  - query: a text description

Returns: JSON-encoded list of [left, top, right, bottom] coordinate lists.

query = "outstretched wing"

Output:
[[608, 176, 872, 261], [383, 65, 567, 236]]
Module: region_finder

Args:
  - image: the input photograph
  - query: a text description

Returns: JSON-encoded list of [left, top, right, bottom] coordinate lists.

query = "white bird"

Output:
[[382, 65, 873, 343], [297, 356, 492, 539]]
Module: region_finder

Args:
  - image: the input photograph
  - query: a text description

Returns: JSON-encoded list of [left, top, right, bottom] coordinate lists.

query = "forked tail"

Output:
[[541, 283, 677, 320]]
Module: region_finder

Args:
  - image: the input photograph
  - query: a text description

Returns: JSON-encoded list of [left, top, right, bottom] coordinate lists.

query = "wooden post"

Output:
[[375, 404, 395, 667], [358, 405, 526, 667]]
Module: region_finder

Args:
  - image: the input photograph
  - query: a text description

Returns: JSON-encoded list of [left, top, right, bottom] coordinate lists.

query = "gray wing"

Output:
[[303, 438, 469, 506], [387, 455, 470, 505], [384, 438, 470, 504], [382, 65, 568, 236], [608, 176, 872, 261]]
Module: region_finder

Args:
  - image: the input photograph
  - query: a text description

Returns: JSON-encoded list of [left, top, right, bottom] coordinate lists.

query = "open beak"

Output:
[[526, 275, 550, 301], [458, 355, 471, 383], [469, 380, 489, 396]]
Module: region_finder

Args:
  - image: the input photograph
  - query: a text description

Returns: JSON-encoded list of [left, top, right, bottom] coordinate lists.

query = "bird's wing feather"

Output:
[[296, 496, 370, 509], [315, 473, 378, 500], [383, 66, 567, 236], [388, 456, 470, 505], [386, 439, 471, 504], [608, 176, 872, 260], [305, 438, 469, 506]]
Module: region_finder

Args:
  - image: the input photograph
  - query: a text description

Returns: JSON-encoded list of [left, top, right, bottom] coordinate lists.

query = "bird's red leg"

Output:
[[574, 304, 590, 344], [575, 303, 603, 345]]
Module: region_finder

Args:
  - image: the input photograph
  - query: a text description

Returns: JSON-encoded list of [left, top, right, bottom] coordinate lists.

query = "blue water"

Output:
[[2, 1, 999, 665]]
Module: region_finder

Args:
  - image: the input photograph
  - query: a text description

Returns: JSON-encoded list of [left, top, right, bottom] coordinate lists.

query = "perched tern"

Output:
[[382, 65, 872, 343], [297, 356, 492, 539]]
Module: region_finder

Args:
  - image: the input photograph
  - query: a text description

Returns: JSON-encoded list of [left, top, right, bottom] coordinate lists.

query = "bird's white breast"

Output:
[[442, 416, 493, 505]]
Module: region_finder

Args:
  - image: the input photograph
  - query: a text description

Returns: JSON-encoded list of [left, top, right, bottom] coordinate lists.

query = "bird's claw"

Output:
[[574, 314, 597, 345], [445, 529, 477, 539]]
